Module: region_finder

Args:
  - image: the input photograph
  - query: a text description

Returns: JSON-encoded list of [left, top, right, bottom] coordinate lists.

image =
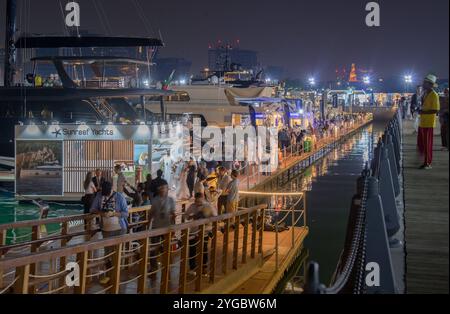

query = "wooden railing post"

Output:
[[59, 221, 69, 289], [251, 212, 257, 259], [209, 222, 218, 283], [110, 243, 123, 294], [75, 250, 88, 294], [84, 217, 93, 242], [160, 232, 172, 294], [292, 203, 295, 248], [258, 209, 265, 255], [232, 216, 240, 270], [222, 218, 230, 274], [13, 265, 30, 294], [242, 213, 249, 264], [195, 225, 205, 292], [137, 237, 149, 294], [29, 225, 39, 294], [178, 229, 189, 294]]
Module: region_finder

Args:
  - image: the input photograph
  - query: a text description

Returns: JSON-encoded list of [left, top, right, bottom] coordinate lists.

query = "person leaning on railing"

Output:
[[217, 167, 231, 215], [184, 193, 217, 277], [90, 181, 129, 237], [225, 170, 240, 214], [148, 183, 176, 280], [90, 181, 129, 285]]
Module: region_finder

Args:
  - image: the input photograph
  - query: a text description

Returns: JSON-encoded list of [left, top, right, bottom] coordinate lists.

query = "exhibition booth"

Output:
[[14, 122, 185, 199]]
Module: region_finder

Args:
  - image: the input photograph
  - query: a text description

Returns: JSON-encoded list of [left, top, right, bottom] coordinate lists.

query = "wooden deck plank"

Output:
[[402, 120, 449, 294], [231, 227, 308, 294]]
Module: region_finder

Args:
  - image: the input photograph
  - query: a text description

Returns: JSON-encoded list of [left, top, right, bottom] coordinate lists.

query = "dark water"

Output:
[[280, 123, 385, 292], [16, 176, 63, 196], [0, 189, 83, 244]]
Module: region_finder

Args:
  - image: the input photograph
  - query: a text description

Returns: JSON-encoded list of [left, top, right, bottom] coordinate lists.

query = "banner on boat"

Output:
[[15, 140, 64, 196]]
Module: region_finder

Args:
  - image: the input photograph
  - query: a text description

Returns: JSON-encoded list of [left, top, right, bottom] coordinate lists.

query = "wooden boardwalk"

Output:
[[402, 120, 449, 294], [231, 227, 308, 294]]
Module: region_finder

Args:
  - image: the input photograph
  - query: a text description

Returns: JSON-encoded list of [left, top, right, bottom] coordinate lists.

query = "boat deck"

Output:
[[402, 120, 449, 294]]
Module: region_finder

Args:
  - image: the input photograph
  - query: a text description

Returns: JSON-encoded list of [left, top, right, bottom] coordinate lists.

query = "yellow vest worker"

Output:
[[418, 74, 441, 169], [420, 90, 440, 128]]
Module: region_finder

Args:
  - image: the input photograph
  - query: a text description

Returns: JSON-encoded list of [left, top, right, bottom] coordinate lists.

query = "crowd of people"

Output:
[[81, 162, 242, 280], [24, 73, 63, 88], [277, 113, 365, 152], [78, 110, 369, 282]]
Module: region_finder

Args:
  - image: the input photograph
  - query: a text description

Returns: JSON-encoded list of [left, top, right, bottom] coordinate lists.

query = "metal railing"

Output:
[[239, 191, 307, 273], [305, 110, 403, 294], [0, 204, 267, 294]]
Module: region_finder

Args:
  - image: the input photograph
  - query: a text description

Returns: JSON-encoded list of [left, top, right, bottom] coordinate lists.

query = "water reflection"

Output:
[[277, 124, 383, 293]]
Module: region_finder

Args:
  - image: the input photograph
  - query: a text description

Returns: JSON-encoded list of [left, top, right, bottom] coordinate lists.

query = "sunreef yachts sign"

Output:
[[53, 127, 114, 138], [15, 124, 152, 141]]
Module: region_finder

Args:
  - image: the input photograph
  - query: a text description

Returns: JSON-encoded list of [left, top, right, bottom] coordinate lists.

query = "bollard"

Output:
[[396, 111, 403, 139], [383, 133, 401, 196], [391, 120, 402, 152], [378, 143, 402, 247], [305, 262, 326, 294], [390, 128, 401, 166], [389, 128, 401, 169], [365, 177, 398, 294], [371, 139, 382, 177]]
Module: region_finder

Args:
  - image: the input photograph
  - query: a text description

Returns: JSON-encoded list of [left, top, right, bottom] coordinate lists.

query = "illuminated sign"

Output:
[[15, 124, 153, 141]]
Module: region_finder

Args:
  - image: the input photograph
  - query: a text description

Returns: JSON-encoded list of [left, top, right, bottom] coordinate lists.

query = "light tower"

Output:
[[349, 63, 358, 83]]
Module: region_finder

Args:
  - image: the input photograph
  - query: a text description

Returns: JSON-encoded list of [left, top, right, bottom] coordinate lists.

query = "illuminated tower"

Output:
[[349, 63, 358, 83]]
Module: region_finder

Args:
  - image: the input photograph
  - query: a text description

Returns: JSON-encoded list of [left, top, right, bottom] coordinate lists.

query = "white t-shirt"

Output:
[[85, 182, 96, 195]]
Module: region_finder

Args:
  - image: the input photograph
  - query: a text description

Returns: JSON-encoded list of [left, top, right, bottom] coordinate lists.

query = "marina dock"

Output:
[[0, 0, 448, 301], [0, 118, 377, 295], [402, 120, 449, 294]]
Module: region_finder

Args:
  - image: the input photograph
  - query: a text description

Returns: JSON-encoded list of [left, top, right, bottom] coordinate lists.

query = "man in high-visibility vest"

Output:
[[418, 74, 440, 170]]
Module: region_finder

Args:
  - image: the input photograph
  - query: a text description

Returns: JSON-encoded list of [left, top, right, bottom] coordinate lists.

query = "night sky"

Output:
[[0, 0, 449, 80]]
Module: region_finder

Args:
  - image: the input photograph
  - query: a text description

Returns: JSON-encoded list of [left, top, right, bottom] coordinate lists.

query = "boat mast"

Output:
[[4, 0, 17, 87]]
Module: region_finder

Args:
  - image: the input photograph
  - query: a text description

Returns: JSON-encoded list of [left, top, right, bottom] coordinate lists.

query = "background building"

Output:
[[208, 43, 258, 72]]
